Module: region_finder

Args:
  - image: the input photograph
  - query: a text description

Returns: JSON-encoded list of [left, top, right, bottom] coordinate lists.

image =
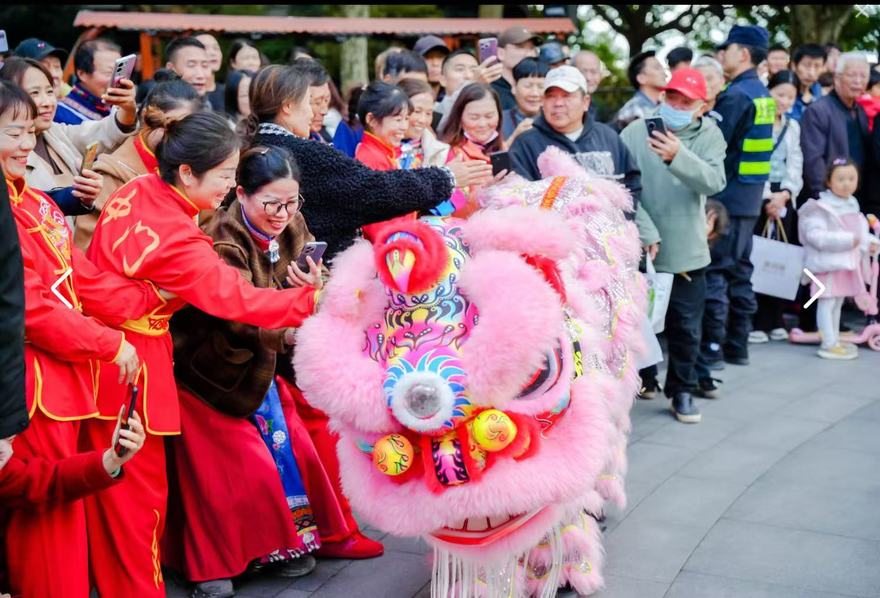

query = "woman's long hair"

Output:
[[238, 64, 310, 147], [438, 82, 503, 153], [224, 69, 256, 123]]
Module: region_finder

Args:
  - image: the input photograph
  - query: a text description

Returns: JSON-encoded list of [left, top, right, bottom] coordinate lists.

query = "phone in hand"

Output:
[[80, 142, 99, 172], [114, 385, 139, 458], [0, 30, 8, 54], [478, 37, 498, 64], [644, 116, 668, 138], [489, 150, 511, 177], [295, 241, 328, 273], [111, 53, 137, 88]]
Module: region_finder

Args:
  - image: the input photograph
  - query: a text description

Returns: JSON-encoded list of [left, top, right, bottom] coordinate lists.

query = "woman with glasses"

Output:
[[81, 112, 323, 598], [165, 145, 335, 597]]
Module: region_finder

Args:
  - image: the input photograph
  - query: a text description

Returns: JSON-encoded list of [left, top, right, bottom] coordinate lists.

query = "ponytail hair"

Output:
[[239, 64, 310, 146], [158, 111, 240, 184], [139, 74, 203, 130]]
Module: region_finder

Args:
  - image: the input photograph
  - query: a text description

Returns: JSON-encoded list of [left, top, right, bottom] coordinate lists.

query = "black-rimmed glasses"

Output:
[[262, 194, 305, 217]]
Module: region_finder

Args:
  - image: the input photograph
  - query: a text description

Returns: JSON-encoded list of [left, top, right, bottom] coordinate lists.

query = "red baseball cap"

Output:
[[662, 67, 707, 101]]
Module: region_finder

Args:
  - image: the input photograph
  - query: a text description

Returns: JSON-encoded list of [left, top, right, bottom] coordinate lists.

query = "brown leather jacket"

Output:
[[170, 200, 314, 417]]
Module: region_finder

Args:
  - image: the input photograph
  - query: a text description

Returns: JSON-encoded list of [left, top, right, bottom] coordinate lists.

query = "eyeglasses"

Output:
[[261, 194, 305, 216]]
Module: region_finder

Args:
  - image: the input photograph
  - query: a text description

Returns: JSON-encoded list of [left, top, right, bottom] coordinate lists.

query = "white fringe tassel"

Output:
[[430, 523, 567, 598]]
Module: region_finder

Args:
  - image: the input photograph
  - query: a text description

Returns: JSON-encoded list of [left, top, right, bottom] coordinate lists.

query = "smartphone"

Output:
[[295, 241, 328, 273], [114, 385, 139, 458], [111, 53, 137, 88], [644, 117, 668, 138], [489, 150, 511, 177], [80, 142, 99, 172], [0, 31, 8, 54], [478, 37, 498, 64]]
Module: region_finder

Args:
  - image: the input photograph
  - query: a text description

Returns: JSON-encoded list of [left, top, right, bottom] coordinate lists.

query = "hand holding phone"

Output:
[[114, 385, 139, 458], [644, 117, 668, 138], [111, 54, 137, 89], [478, 37, 498, 65], [80, 142, 99, 173], [295, 241, 328, 273], [489, 150, 511, 177]]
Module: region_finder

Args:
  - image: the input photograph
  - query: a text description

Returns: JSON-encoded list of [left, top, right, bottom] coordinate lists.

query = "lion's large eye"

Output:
[[515, 343, 563, 400]]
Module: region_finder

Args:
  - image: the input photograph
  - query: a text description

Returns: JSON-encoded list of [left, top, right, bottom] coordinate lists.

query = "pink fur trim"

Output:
[[462, 206, 577, 262], [294, 316, 396, 433], [336, 381, 613, 543], [316, 240, 387, 323], [458, 250, 564, 407]]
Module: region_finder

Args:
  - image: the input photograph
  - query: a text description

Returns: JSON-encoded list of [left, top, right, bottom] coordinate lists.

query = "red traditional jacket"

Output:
[[355, 132, 417, 242], [7, 177, 163, 421], [0, 450, 118, 508], [355, 131, 401, 171], [87, 173, 319, 435]]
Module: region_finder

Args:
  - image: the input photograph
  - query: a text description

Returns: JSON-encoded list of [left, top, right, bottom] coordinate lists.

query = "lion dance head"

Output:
[[295, 148, 646, 597]]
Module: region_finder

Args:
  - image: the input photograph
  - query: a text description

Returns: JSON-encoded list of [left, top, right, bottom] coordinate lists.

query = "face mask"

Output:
[[658, 102, 695, 130], [464, 130, 499, 146]]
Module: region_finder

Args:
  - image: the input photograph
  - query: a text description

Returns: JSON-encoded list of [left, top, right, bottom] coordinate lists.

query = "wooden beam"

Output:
[[139, 31, 155, 80]]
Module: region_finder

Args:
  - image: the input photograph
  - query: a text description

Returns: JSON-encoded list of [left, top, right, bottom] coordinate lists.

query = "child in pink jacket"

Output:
[[798, 158, 880, 359]]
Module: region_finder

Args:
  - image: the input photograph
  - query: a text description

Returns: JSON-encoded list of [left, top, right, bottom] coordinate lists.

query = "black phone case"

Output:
[[490, 152, 511, 176], [645, 118, 667, 136]]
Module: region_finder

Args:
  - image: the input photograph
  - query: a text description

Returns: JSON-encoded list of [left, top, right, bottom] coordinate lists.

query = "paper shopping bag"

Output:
[[634, 313, 664, 370], [645, 256, 674, 334], [749, 232, 805, 301]]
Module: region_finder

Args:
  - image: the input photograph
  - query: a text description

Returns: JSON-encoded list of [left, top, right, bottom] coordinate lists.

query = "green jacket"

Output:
[[621, 110, 727, 273]]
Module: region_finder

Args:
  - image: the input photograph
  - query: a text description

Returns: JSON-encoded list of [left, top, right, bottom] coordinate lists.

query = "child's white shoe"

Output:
[[769, 327, 789, 341], [748, 330, 769, 344], [817, 343, 858, 360]]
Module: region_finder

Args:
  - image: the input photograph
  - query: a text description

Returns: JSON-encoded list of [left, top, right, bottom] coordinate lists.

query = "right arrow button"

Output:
[[803, 268, 825, 308]]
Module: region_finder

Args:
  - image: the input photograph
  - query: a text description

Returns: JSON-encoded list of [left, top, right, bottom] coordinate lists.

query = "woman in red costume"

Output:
[[165, 145, 340, 597], [0, 81, 159, 597], [82, 111, 322, 598]]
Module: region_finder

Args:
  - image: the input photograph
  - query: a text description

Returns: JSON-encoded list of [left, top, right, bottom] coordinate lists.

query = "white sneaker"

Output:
[[748, 330, 769, 344], [817, 344, 858, 360], [769, 328, 789, 341]]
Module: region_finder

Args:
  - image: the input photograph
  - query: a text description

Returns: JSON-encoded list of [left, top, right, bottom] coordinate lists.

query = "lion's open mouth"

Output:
[[430, 507, 548, 546]]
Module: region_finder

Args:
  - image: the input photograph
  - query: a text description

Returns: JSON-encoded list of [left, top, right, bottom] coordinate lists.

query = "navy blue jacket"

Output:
[[509, 112, 641, 211], [799, 90, 869, 205], [710, 68, 771, 217]]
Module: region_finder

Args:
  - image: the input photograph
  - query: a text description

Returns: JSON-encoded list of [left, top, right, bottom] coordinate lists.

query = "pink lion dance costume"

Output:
[[295, 147, 646, 597]]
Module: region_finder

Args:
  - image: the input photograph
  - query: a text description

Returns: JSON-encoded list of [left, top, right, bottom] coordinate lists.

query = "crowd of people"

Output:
[[0, 18, 878, 598]]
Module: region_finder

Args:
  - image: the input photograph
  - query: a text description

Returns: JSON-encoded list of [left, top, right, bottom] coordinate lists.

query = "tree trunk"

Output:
[[789, 5, 854, 46], [339, 5, 369, 95], [479, 5, 504, 19]]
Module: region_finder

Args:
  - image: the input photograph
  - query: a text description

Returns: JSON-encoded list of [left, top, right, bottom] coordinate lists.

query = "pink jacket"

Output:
[[798, 191, 875, 278]]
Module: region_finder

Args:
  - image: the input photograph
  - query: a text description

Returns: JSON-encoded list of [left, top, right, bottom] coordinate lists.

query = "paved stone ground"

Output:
[[166, 337, 880, 598]]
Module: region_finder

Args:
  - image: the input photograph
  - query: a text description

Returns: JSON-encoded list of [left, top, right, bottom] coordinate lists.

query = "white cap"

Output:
[[543, 65, 588, 94]]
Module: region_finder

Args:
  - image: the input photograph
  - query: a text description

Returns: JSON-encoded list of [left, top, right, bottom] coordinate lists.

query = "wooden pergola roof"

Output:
[[70, 10, 577, 81], [73, 10, 578, 37]]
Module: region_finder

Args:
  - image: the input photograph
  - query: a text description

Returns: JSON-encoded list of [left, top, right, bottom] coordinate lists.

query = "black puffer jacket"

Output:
[[510, 112, 641, 212], [254, 128, 454, 261], [0, 167, 28, 438]]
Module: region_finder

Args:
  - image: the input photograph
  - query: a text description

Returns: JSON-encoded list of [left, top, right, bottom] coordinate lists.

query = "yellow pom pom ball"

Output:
[[472, 409, 517, 452], [372, 434, 414, 476]]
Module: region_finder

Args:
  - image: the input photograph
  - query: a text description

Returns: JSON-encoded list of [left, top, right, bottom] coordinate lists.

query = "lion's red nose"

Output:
[[372, 220, 449, 294]]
